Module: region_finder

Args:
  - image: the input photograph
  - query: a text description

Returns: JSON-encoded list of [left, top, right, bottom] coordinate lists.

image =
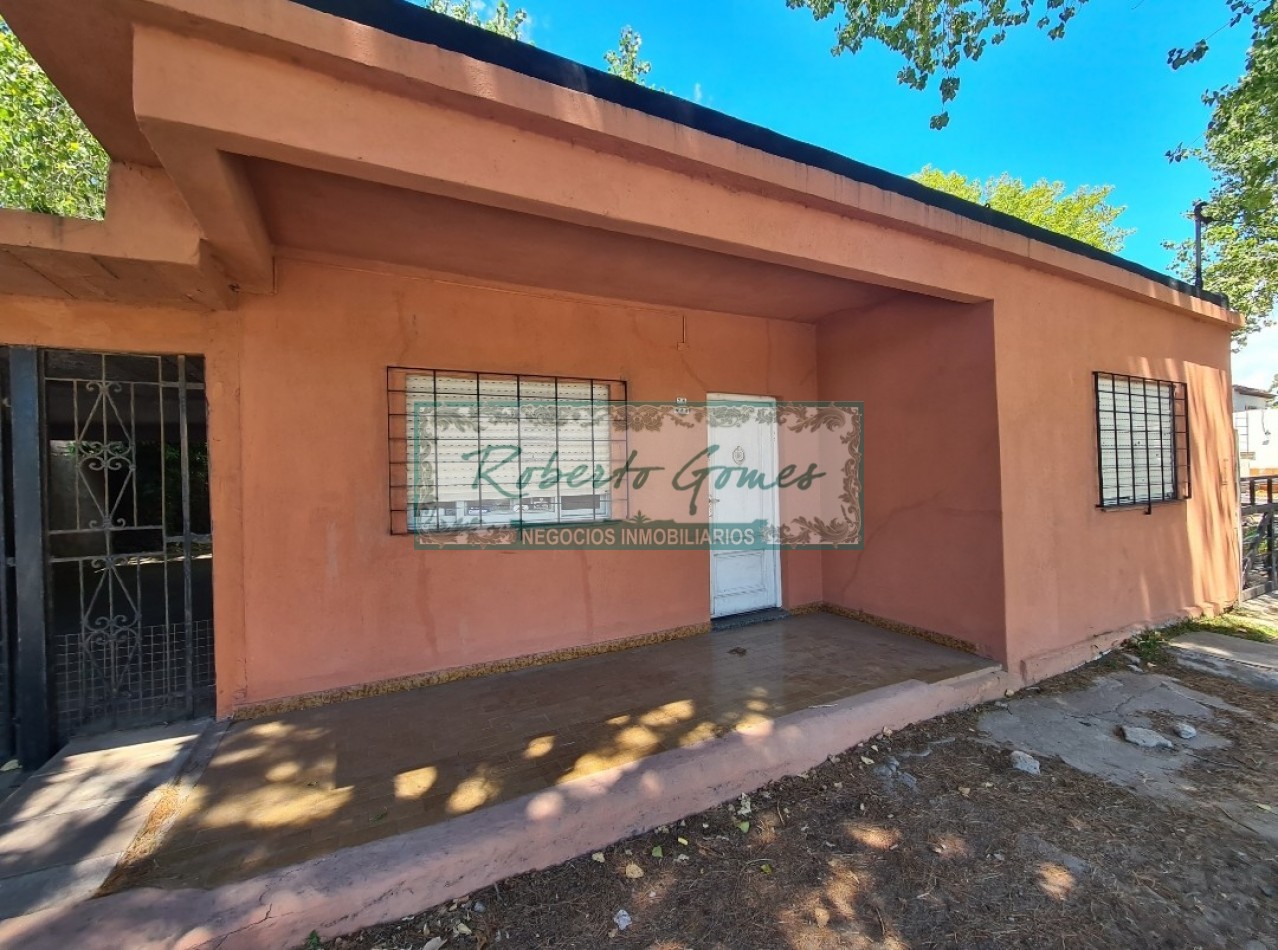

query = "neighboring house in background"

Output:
[[1233, 384, 1273, 413], [0, 0, 1242, 769], [1234, 384, 1277, 477]]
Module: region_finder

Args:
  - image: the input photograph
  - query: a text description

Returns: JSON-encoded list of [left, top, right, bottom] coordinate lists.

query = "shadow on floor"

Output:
[[0, 721, 205, 919], [122, 613, 991, 890]]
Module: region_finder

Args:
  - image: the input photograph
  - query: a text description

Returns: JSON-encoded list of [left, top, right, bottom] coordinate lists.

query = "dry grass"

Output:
[[96, 780, 185, 896], [1163, 612, 1278, 645]]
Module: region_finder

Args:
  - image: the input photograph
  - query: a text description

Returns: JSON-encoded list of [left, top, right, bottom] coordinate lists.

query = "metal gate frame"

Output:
[[1, 346, 214, 768], [0, 350, 15, 763], [1241, 475, 1278, 600], [10, 347, 51, 766]]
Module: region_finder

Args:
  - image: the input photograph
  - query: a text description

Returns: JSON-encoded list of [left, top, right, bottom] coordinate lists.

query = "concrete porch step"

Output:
[[711, 607, 791, 631], [0, 720, 213, 920]]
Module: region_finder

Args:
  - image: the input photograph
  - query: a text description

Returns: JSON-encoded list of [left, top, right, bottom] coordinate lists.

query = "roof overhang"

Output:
[[0, 0, 1243, 326], [1234, 385, 1274, 400]]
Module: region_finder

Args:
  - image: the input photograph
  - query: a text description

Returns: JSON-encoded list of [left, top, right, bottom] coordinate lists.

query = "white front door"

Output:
[[708, 394, 782, 618]]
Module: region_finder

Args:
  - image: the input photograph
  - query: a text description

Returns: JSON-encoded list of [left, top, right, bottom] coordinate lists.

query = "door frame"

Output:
[[707, 392, 783, 618], [8, 347, 53, 766]]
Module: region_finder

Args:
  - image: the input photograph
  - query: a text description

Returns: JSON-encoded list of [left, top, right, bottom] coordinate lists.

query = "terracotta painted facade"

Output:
[[0, 0, 1241, 722]]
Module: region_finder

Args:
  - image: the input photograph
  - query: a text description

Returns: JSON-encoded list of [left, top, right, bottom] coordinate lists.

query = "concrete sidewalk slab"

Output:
[[1232, 592, 1278, 628], [979, 671, 1238, 802], [1168, 630, 1278, 670], [0, 720, 211, 920], [1168, 631, 1278, 689]]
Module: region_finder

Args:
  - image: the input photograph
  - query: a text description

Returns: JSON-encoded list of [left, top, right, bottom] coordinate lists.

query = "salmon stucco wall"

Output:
[[0, 255, 1239, 712], [0, 0, 1243, 725], [991, 269, 1239, 672], [231, 258, 824, 705], [0, 259, 827, 709], [816, 298, 1007, 661]]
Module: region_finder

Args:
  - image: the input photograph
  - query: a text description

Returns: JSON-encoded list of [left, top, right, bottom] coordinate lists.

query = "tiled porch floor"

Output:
[[128, 613, 992, 890]]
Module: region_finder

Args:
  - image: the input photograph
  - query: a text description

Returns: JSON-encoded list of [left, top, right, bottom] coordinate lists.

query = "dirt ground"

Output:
[[305, 645, 1278, 950]]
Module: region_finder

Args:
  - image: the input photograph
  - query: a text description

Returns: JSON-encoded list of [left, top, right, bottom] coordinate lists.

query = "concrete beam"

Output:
[[129, 124, 275, 296], [0, 165, 235, 310]]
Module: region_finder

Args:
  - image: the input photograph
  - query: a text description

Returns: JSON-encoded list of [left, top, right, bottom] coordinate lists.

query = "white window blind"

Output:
[[1095, 372, 1189, 509], [397, 371, 623, 532]]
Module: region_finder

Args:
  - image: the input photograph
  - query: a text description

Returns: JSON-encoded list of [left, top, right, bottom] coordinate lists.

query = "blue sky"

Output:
[[486, 1, 1270, 386], [518, 1, 1246, 271]]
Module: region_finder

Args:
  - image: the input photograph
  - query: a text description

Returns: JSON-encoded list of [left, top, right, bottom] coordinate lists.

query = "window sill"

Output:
[[1096, 497, 1187, 514], [407, 518, 620, 536]]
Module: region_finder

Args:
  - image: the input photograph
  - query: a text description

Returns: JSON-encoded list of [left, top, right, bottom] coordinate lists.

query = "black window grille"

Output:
[[1094, 371, 1191, 511], [387, 368, 627, 534]]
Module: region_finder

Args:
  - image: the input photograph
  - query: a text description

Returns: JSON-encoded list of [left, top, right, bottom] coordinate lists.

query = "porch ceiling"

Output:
[[244, 159, 901, 321], [0, 235, 231, 311]]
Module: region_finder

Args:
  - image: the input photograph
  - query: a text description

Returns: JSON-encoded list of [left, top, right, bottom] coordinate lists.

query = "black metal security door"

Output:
[[1, 347, 215, 767]]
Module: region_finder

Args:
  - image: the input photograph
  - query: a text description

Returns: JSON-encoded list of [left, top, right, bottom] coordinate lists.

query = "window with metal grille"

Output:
[[1094, 372, 1191, 510], [387, 368, 626, 534]]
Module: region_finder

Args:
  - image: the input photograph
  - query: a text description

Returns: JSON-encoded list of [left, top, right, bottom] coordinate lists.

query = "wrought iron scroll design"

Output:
[[42, 352, 213, 739]]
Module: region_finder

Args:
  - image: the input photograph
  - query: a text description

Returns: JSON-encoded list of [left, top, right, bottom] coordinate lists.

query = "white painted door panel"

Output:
[[708, 394, 781, 617]]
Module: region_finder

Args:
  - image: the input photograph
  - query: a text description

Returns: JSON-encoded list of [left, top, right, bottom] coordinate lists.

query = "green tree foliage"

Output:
[[605, 27, 653, 85], [1168, 5, 1278, 337], [785, 0, 1089, 129], [787, 1, 1273, 338], [913, 166, 1133, 253], [784, 1, 1250, 128], [425, 0, 529, 40], [0, 19, 108, 218]]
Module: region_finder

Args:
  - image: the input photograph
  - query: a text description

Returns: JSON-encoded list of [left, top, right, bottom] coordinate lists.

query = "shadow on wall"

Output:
[[810, 296, 1237, 668], [1092, 357, 1236, 644], [815, 297, 1007, 663], [1006, 350, 1236, 663]]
